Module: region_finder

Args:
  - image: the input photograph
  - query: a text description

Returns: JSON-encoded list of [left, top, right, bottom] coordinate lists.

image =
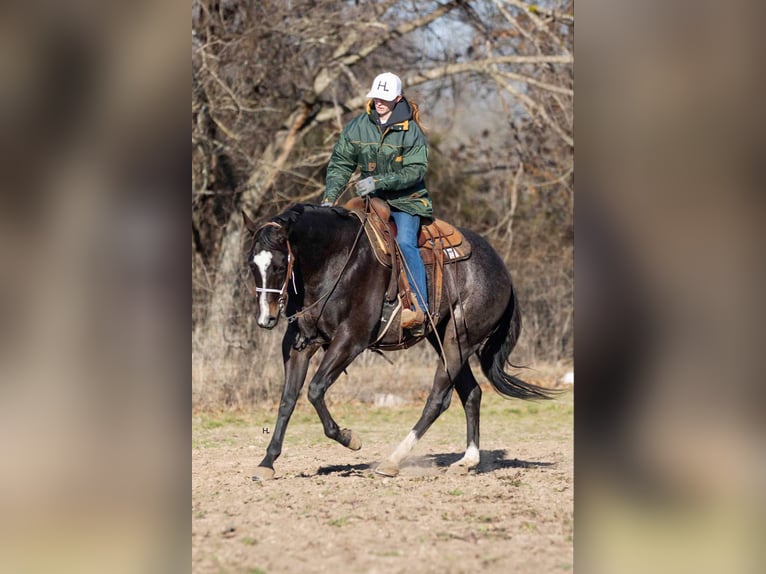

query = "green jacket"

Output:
[[322, 98, 433, 218]]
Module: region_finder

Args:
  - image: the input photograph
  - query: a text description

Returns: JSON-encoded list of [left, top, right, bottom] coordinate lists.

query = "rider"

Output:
[[321, 72, 432, 332]]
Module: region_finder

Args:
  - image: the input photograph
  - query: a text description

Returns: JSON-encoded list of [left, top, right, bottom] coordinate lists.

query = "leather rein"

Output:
[[252, 212, 368, 325]]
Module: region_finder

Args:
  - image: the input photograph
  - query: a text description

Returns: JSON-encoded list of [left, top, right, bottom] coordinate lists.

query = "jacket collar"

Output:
[[367, 97, 412, 130]]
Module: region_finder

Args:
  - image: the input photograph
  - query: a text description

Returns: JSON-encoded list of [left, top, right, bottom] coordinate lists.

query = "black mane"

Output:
[[257, 203, 353, 250], [271, 203, 306, 227], [272, 203, 353, 228]]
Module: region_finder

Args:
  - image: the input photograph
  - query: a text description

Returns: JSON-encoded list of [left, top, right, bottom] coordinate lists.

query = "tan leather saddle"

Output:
[[345, 197, 472, 333], [345, 197, 472, 267]]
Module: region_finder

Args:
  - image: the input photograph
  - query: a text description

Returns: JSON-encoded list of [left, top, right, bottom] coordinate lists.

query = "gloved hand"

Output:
[[355, 176, 376, 197], [320, 199, 332, 207]]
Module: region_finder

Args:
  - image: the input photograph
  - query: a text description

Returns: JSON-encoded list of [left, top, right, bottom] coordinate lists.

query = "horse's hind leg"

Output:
[[376, 358, 456, 477], [447, 364, 482, 474]]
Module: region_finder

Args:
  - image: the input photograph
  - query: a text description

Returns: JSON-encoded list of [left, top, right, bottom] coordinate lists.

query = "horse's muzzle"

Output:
[[257, 315, 279, 329]]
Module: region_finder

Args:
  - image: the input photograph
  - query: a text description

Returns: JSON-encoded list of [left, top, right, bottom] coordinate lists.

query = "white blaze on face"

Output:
[[252, 249, 273, 323]]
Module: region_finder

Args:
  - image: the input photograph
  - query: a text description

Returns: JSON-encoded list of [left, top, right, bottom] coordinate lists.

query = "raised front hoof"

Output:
[[251, 466, 276, 481], [374, 461, 400, 477], [341, 428, 362, 451]]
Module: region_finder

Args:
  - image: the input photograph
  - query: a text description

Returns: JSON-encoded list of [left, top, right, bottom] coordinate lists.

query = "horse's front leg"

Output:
[[252, 327, 319, 481], [306, 331, 366, 451]]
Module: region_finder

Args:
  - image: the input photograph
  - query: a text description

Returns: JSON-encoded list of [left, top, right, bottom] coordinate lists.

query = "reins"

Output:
[[261, 210, 369, 326]]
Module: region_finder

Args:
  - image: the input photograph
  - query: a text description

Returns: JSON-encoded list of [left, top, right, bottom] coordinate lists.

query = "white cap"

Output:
[[366, 72, 402, 101]]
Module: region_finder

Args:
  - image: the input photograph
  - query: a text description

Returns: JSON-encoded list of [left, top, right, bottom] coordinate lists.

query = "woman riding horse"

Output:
[[321, 72, 430, 334]]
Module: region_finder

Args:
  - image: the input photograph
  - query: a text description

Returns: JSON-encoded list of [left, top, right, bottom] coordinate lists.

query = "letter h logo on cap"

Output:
[[366, 72, 402, 101]]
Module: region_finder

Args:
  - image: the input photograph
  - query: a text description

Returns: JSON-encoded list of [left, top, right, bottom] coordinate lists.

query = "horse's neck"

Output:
[[289, 214, 334, 258], [289, 212, 360, 282]]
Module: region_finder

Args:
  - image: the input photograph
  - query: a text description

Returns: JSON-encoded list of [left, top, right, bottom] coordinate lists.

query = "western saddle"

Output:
[[345, 197, 472, 347]]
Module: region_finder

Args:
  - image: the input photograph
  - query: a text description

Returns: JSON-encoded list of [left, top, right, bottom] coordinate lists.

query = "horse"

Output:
[[243, 202, 556, 480]]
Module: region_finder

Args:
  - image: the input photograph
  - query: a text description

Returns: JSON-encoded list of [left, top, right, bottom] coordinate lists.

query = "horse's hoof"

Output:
[[251, 466, 275, 481], [374, 461, 399, 477], [342, 428, 362, 451]]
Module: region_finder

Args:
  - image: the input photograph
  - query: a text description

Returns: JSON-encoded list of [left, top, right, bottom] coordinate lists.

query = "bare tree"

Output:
[[192, 0, 573, 405]]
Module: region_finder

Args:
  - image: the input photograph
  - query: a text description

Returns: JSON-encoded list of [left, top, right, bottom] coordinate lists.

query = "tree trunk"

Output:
[[192, 213, 243, 383]]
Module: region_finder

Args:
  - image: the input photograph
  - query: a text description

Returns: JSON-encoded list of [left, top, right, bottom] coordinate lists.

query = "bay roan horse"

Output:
[[243, 203, 556, 480]]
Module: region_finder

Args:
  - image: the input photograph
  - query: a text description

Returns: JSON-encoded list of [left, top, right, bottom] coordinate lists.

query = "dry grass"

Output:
[[192, 322, 571, 412]]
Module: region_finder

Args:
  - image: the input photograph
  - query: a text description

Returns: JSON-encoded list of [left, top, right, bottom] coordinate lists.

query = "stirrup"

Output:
[[408, 323, 426, 337]]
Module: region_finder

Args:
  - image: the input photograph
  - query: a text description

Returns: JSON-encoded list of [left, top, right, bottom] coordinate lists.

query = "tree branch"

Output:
[[313, 0, 465, 95], [490, 71, 574, 147], [314, 55, 573, 123]]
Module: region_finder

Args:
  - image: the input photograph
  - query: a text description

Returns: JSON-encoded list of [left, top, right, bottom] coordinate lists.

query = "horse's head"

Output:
[[243, 212, 293, 329]]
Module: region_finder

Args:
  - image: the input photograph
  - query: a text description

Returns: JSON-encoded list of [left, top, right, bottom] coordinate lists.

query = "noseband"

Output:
[[252, 221, 295, 313]]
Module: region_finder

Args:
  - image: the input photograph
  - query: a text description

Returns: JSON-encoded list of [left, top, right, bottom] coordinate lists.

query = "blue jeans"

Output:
[[391, 210, 428, 312]]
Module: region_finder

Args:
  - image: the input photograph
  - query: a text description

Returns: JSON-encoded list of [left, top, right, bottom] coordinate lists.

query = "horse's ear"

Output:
[[242, 211, 257, 234]]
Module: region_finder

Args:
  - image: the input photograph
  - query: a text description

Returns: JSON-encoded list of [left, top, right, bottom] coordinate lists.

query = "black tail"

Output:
[[479, 284, 559, 400]]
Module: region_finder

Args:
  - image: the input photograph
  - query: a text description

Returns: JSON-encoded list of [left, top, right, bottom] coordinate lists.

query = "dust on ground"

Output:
[[192, 387, 573, 573]]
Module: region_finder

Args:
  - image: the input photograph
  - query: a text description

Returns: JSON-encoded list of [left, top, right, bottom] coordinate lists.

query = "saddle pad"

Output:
[[420, 238, 472, 265], [348, 209, 393, 267]]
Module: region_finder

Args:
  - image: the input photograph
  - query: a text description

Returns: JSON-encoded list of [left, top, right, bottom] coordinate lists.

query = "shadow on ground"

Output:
[[315, 463, 373, 476], [314, 450, 554, 477], [420, 449, 555, 473]]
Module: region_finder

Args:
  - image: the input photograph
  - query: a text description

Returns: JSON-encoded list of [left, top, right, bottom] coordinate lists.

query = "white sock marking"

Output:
[[389, 430, 419, 464], [460, 442, 480, 466]]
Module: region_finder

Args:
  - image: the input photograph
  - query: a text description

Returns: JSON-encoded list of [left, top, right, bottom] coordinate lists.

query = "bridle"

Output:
[[251, 221, 295, 314], [251, 207, 366, 325]]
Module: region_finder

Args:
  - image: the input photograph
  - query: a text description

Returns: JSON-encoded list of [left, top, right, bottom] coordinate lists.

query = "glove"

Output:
[[355, 176, 376, 197], [320, 199, 332, 207]]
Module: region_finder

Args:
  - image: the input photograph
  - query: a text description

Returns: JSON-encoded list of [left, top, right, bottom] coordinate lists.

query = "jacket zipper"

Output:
[[376, 126, 392, 172]]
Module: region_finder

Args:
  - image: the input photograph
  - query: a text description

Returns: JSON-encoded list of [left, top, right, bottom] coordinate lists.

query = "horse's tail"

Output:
[[478, 283, 559, 400]]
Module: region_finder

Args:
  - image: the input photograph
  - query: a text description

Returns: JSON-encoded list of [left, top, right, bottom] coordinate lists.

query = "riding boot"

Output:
[[401, 307, 425, 336]]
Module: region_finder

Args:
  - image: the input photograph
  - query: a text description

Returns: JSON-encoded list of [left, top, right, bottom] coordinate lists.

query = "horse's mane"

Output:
[[258, 203, 353, 250], [271, 203, 306, 227], [272, 203, 353, 227]]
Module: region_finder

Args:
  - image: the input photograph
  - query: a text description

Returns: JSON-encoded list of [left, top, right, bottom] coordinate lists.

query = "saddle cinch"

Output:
[[345, 197, 472, 347]]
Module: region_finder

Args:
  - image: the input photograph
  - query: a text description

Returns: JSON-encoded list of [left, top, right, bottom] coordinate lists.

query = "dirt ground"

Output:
[[192, 385, 573, 573]]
